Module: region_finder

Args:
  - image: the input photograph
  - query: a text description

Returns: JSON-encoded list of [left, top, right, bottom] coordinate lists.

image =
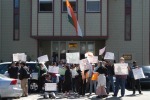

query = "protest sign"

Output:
[[99, 47, 106, 55], [80, 59, 92, 71], [85, 52, 94, 58], [104, 52, 114, 60], [45, 83, 57, 91], [87, 56, 98, 63], [132, 68, 145, 80], [13, 53, 27, 61], [38, 55, 49, 62], [48, 66, 59, 73], [114, 63, 128, 75], [66, 52, 80, 64], [59, 67, 66, 75]]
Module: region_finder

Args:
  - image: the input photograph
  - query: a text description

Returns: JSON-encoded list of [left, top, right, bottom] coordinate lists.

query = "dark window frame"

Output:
[[13, 0, 20, 41], [39, 0, 54, 12], [125, 0, 131, 41], [62, 0, 77, 13], [85, 0, 101, 13]]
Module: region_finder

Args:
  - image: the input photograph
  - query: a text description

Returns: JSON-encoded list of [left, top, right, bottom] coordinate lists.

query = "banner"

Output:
[[80, 59, 92, 71], [114, 63, 128, 75], [132, 68, 145, 80], [99, 47, 106, 55], [87, 56, 98, 63], [48, 66, 59, 73], [38, 55, 49, 62], [66, 52, 80, 64], [13, 53, 27, 61], [104, 52, 114, 60]]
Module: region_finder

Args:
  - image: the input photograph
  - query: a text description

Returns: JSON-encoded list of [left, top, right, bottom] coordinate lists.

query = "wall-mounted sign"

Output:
[[122, 54, 132, 60], [68, 43, 78, 49]]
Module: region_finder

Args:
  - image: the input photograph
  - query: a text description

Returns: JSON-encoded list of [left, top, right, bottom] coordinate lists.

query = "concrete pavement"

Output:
[[12, 89, 150, 100]]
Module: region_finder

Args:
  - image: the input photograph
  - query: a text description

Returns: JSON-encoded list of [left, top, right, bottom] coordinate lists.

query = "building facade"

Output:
[[0, 0, 149, 65]]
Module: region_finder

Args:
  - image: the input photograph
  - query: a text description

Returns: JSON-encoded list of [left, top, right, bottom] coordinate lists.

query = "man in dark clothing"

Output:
[[129, 61, 142, 95], [105, 61, 115, 94], [8, 62, 19, 79]]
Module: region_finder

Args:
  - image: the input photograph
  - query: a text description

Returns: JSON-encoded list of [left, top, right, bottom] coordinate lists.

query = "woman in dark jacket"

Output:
[[63, 65, 72, 96]]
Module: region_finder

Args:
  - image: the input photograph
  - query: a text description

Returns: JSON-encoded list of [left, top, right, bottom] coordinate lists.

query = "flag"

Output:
[[99, 47, 106, 55], [66, 0, 83, 37]]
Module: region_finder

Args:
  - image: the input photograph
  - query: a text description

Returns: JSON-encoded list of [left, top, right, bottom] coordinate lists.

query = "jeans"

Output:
[[72, 78, 76, 92], [114, 78, 126, 96], [90, 80, 97, 94], [106, 76, 115, 94]]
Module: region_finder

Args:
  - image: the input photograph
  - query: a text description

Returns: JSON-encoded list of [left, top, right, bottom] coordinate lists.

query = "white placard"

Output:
[[13, 53, 27, 61], [45, 83, 57, 91], [48, 66, 59, 73], [132, 68, 145, 80], [85, 52, 94, 58], [99, 47, 106, 55], [104, 52, 114, 60], [66, 52, 80, 64], [38, 55, 49, 62], [80, 59, 92, 71], [87, 56, 98, 63], [114, 63, 128, 75]]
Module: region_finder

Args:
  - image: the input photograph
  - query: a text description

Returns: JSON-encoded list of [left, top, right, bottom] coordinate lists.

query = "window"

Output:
[[62, 0, 77, 12], [39, 0, 53, 12], [13, 0, 20, 40], [86, 0, 100, 12], [125, 0, 131, 41]]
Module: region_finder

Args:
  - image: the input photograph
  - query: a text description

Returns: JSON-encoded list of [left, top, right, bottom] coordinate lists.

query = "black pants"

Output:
[[131, 78, 141, 94], [79, 79, 86, 95], [72, 78, 76, 92]]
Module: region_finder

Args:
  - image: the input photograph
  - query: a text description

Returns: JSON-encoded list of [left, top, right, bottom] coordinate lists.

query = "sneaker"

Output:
[[112, 95, 117, 97], [139, 92, 143, 95]]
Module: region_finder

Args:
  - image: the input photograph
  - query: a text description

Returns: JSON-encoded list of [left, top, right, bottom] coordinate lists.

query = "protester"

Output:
[[18, 61, 30, 97], [105, 60, 115, 94], [63, 65, 72, 96], [8, 61, 19, 79], [90, 64, 98, 94], [129, 61, 142, 95], [51, 62, 57, 83], [75, 65, 82, 94], [71, 64, 78, 92], [96, 61, 108, 98], [113, 57, 128, 97], [38, 63, 47, 92]]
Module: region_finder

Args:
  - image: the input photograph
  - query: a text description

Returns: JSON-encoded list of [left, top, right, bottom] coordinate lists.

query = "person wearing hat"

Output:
[[113, 57, 129, 97], [129, 61, 142, 95]]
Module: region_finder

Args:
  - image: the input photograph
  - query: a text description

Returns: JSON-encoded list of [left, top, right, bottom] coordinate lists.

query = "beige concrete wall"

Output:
[[32, 0, 107, 37], [1, 0, 37, 61], [106, 0, 149, 65]]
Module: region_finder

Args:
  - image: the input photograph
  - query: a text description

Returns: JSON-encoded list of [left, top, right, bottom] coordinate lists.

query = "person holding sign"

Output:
[[129, 61, 142, 95], [113, 57, 129, 97]]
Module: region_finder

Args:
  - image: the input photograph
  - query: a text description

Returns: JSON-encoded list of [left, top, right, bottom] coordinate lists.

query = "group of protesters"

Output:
[[6, 56, 143, 98]]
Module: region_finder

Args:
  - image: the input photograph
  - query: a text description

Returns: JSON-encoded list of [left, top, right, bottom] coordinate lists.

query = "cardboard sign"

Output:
[[48, 66, 59, 73], [66, 52, 80, 64], [38, 55, 49, 62], [80, 59, 92, 71], [104, 52, 114, 60], [87, 56, 98, 63], [114, 63, 128, 75], [132, 68, 145, 80], [45, 83, 57, 91], [13, 53, 27, 61], [99, 47, 106, 55]]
